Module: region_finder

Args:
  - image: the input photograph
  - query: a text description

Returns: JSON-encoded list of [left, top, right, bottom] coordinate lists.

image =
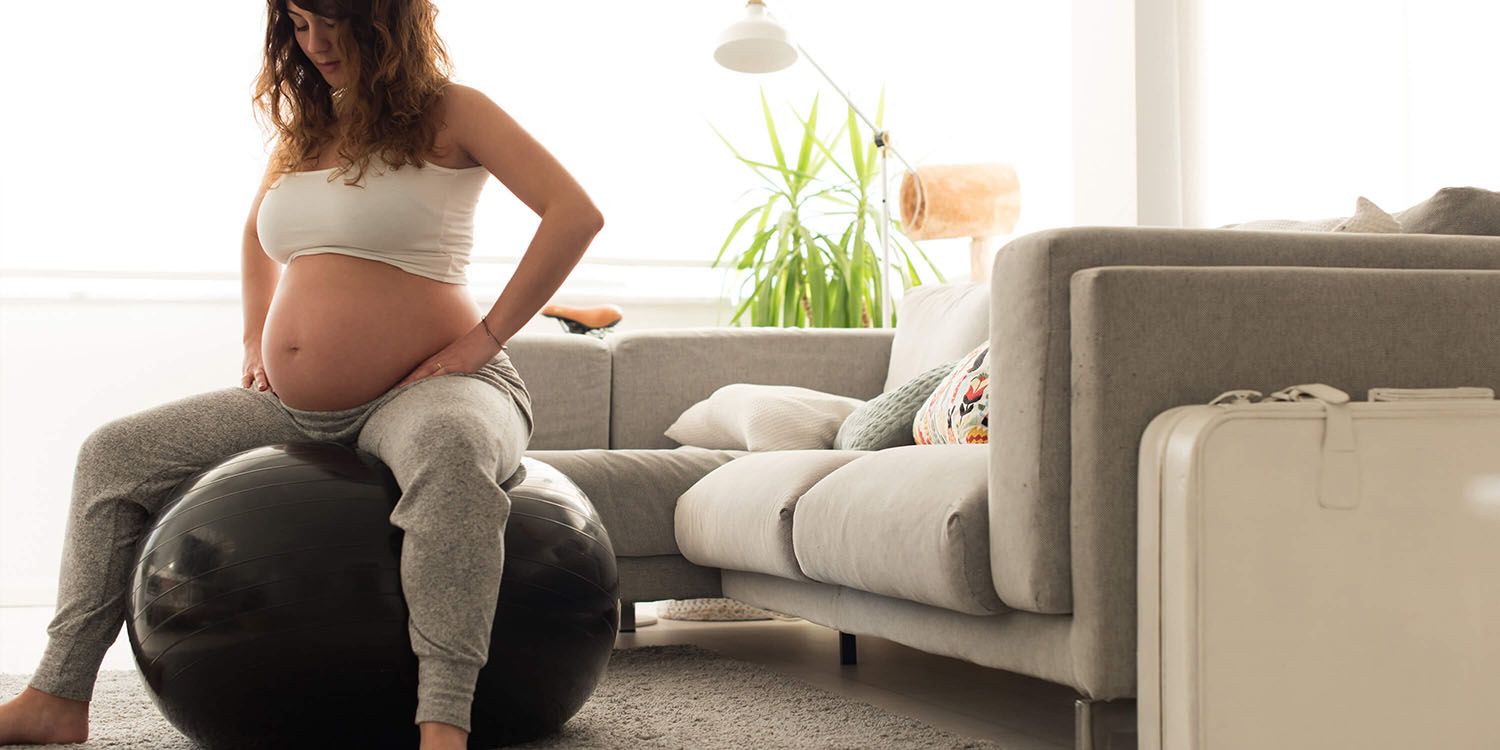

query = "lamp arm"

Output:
[[793, 42, 919, 176]]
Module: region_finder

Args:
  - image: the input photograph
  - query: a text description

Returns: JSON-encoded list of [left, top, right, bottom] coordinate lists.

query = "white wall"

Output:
[[1186, 0, 1500, 226], [1071, 0, 1144, 226]]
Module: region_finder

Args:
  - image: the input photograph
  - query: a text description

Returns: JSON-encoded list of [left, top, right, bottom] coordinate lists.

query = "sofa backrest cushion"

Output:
[[504, 333, 611, 449], [611, 328, 894, 449], [884, 281, 990, 393]]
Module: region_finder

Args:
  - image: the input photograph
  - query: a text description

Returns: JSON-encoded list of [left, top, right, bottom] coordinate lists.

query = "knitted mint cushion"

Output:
[[833, 358, 960, 451]]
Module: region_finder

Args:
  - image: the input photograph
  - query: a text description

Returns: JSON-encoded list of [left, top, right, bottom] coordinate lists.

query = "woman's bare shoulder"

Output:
[[434, 83, 487, 160], [435, 82, 490, 128]]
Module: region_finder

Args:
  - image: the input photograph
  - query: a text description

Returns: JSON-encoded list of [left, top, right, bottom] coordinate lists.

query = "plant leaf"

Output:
[[760, 87, 790, 191], [798, 225, 827, 327], [709, 121, 785, 192], [738, 228, 774, 271], [792, 93, 819, 195], [781, 254, 800, 326], [732, 155, 822, 184], [847, 105, 867, 185], [712, 204, 767, 268], [796, 110, 855, 185]]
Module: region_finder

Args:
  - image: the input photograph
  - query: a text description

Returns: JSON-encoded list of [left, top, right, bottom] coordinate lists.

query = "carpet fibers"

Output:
[[2, 644, 1002, 749]]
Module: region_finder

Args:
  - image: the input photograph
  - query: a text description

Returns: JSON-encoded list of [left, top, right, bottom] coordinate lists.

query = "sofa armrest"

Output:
[[504, 333, 611, 449], [610, 327, 895, 449], [988, 227, 1500, 619], [1063, 264, 1500, 698]]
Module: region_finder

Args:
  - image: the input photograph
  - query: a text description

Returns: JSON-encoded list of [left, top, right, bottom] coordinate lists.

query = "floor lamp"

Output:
[[714, 0, 922, 329]]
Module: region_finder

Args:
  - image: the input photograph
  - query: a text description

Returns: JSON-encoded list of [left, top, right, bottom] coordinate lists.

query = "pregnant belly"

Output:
[[261, 254, 482, 411]]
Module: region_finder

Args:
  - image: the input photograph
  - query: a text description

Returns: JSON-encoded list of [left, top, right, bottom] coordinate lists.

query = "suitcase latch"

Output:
[[1265, 383, 1351, 405], [1209, 389, 1263, 406]]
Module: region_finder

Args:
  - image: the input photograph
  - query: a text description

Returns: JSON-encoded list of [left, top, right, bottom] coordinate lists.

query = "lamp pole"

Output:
[[791, 43, 918, 329]]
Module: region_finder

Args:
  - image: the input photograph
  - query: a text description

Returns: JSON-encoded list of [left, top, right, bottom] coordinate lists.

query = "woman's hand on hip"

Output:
[[393, 326, 504, 389], [241, 340, 276, 397]]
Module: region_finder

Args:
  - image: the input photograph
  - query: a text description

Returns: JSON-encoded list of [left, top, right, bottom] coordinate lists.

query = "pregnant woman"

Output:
[[0, 1, 603, 748]]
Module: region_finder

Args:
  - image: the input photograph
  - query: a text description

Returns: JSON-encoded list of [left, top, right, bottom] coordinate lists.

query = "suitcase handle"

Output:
[[1207, 383, 1361, 509], [1260, 384, 1360, 509]]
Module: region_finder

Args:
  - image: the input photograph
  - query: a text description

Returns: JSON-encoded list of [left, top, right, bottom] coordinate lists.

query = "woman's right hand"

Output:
[[242, 341, 275, 395]]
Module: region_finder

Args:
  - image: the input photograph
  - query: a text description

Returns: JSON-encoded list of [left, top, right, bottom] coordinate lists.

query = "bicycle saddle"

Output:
[[541, 303, 623, 337]]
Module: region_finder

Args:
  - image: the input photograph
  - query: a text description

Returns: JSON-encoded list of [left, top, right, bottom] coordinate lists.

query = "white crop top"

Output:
[[255, 160, 489, 284]]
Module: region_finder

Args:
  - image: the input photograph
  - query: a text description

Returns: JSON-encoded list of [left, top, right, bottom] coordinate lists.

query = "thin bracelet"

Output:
[[481, 315, 505, 348]]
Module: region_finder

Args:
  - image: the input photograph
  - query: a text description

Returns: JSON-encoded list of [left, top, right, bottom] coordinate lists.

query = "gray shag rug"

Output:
[[2, 644, 1002, 749]]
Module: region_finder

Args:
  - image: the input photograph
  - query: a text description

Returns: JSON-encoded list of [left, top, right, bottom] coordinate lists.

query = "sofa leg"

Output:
[[620, 600, 636, 633], [839, 631, 857, 665], [1074, 698, 1137, 750]]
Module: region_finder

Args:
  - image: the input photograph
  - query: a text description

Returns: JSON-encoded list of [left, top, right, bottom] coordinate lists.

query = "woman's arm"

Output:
[[445, 84, 605, 352], [242, 156, 283, 346]]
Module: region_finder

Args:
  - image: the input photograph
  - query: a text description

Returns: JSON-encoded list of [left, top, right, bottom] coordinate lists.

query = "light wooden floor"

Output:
[[1, 602, 1078, 749]]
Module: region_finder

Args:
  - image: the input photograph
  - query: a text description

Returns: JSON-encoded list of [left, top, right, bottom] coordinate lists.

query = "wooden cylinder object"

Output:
[[970, 235, 1005, 283], [899, 163, 1021, 241]]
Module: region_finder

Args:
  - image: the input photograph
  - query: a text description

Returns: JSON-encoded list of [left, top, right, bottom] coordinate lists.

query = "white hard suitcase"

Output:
[[1138, 384, 1500, 750]]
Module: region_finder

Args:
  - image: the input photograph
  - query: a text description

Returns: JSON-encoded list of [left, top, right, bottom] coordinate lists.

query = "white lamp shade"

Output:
[[713, 2, 797, 73]]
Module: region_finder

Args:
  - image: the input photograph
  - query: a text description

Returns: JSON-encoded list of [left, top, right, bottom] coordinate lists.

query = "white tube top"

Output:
[[255, 160, 490, 284]]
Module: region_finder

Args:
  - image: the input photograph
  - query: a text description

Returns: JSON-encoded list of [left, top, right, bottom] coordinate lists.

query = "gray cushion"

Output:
[[1396, 186, 1500, 236], [523, 446, 746, 557], [884, 282, 990, 393], [791, 445, 1006, 616], [675, 450, 866, 580], [834, 358, 959, 451], [505, 334, 611, 449]]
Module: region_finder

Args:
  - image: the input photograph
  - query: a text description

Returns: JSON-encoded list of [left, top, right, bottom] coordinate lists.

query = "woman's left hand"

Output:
[[393, 326, 503, 389]]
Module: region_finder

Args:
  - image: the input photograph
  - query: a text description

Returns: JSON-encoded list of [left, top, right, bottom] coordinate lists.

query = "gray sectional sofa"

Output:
[[506, 226, 1500, 749]]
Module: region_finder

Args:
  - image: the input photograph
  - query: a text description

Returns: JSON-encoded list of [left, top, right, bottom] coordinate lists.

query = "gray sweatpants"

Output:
[[27, 348, 534, 734]]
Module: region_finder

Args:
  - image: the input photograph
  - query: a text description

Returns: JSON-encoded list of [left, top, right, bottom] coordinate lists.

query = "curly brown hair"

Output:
[[252, 0, 458, 189]]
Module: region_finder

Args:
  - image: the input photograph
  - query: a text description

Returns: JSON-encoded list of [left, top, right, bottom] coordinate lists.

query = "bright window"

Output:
[[0, 1, 1073, 294], [1186, 0, 1500, 226]]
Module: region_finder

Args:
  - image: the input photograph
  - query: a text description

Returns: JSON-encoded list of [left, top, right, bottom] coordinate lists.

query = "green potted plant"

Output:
[[711, 86, 945, 328]]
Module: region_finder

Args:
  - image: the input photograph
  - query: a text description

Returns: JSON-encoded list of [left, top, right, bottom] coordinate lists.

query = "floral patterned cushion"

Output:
[[913, 341, 989, 445]]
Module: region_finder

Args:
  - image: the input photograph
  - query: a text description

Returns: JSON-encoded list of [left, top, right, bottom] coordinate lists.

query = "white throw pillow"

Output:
[[1332, 196, 1402, 233], [664, 384, 867, 451], [1226, 195, 1403, 233]]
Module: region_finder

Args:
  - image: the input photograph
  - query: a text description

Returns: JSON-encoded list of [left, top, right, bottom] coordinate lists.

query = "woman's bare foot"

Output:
[[418, 720, 468, 750], [0, 686, 90, 745]]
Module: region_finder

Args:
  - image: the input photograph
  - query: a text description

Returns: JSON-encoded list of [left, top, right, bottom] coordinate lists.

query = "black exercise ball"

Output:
[[124, 442, 619, 750]]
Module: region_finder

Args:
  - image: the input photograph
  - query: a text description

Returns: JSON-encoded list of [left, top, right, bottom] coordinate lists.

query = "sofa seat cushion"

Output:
[[675, 450, 868, 581], [524, 447, 747, 557], [793, 444, 1006, 616]]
